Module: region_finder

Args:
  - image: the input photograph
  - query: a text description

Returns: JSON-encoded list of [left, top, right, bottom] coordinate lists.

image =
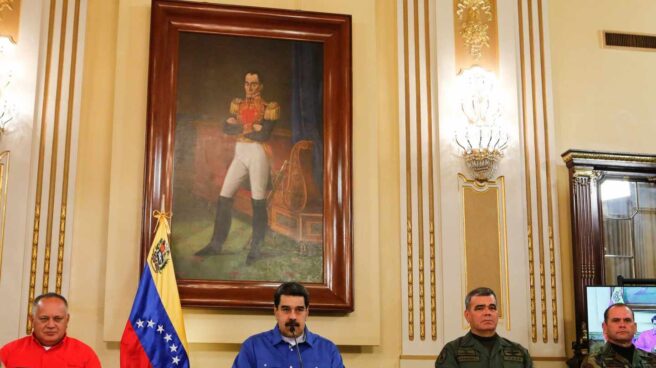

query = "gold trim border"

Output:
[[500, 176, 510, 331], [526, 0, 548, 343], [412, 0, 426, 341], [402, 0, 414, 342], [27, 0, 57, 335], [517, 0, 537, 343], [43, 0, 70, 295], [536, 0, 558, 343], [422, 0, 437, 342], [56, 0, 81, 294], [0, 151, 9, 281], [562, 151, 656, 164]]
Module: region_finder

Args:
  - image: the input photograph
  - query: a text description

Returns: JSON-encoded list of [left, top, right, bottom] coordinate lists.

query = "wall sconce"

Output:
[[0, 36, 16, 138], [455, 66, 508, 181]]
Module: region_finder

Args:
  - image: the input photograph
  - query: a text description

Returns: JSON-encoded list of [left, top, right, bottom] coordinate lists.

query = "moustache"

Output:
[[285, 321, 300, 327]]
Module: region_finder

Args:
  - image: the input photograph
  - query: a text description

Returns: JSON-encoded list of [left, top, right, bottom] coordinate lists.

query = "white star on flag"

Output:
[[172, 356, 181, 365], [157, 325, 164, 334], [164, 334, 173, 342], [170, 343, 178, 353], [136, 319, 145, 328], [147, 319, 155, 328]]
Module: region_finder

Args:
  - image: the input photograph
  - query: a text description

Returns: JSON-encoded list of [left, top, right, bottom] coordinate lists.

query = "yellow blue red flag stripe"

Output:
[[120, 212, 189, 367]]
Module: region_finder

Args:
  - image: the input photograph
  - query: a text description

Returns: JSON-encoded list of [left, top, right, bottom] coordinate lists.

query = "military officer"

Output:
[[195, 71, 279, 265], [582, 303, 656, 367], [435, 287, 532, 368]]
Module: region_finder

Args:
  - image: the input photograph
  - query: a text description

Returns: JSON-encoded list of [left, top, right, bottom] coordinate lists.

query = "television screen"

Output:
[[587, 286, 656, 354]]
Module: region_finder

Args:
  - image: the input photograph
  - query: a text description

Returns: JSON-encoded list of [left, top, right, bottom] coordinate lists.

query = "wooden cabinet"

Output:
[[562, 149, 656, 345]]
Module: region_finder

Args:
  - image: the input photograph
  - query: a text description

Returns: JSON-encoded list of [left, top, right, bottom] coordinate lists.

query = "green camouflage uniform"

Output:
[[581, 343, 656, 367], [435, 332, 532, 368]]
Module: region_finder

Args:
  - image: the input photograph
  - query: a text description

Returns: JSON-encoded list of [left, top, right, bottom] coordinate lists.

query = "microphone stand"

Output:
[[289, 321, 304, 368]]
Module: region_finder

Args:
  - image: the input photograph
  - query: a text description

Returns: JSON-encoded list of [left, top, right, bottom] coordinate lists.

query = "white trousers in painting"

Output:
[[220, 141, 270, 200]]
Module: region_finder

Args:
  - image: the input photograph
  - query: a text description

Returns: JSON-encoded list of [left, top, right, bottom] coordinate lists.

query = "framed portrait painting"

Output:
[[142, 0, 353, 311]]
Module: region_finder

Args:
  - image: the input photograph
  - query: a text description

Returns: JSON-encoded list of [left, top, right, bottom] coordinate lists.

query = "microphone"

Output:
[[288, 319, 304, 368]]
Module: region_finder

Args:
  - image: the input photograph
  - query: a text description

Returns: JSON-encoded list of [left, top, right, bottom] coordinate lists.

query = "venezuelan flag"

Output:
[[120, 212, 190, 367]]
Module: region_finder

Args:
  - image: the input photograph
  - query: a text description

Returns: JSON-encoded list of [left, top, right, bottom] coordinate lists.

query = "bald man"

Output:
[[0, 293, 101, 367]]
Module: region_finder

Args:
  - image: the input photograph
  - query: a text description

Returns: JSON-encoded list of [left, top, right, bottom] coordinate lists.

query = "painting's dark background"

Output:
[[170, 32, 325, 283], [177, 33, 294, 128]]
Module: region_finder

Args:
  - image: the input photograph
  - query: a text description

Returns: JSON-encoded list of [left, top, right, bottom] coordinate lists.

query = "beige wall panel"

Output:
[[549, 0, 656, 356], [463, 186, 502, 308], [0, 0, 45, 342], [66, 0, 118, 358], [550, 0, 656, 154]]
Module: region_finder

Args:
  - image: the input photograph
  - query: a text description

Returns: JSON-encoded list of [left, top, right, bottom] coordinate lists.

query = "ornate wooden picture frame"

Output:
[[142, 0, 353, 311]]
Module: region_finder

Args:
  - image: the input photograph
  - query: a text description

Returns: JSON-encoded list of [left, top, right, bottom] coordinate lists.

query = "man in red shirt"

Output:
[[0, 292, 101, 367]]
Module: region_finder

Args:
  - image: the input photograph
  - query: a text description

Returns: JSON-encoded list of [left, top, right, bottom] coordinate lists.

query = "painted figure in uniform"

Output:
[[435, 287, 533, 368], [582, 303, 656, 367], [195, 71, 279, 265]]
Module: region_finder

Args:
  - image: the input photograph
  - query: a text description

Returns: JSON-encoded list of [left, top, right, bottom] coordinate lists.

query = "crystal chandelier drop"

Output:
[[454, 66, 508, 181]]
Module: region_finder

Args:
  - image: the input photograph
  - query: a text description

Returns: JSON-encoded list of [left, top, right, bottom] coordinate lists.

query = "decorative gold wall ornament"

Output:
[[0, 0, 14, 13], [572, 168, 600, 179], [456, 0, 492, 60], [0, 0, 19, 43]]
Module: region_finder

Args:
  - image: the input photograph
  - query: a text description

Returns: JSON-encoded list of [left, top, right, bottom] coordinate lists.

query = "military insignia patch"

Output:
[[502, 348, 524, 362], [455, 348, 480, 363], [150, 238, 170, 273]]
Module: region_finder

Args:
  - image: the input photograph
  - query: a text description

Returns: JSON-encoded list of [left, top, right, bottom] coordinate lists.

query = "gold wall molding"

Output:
[[43, 0, 70, 295], [563, 151, 656, 164], [536, 0, 559, 343], [0, 151, 8, 280], [26, 0, 84, 334], [28, 0, 57, 334], [0, 0, 20, 42], [421, 0, 437, 341], [456, 0, 492, 60], [412, 0, 426, 341], [56, 0, 81, 294], [454, 0, 498, 72], [526, 0, 548, 343], [400, 0, 438, 345], [518, 0, 561, 344], [402, 0, 414, 342], [516, 0, 537, 343]]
